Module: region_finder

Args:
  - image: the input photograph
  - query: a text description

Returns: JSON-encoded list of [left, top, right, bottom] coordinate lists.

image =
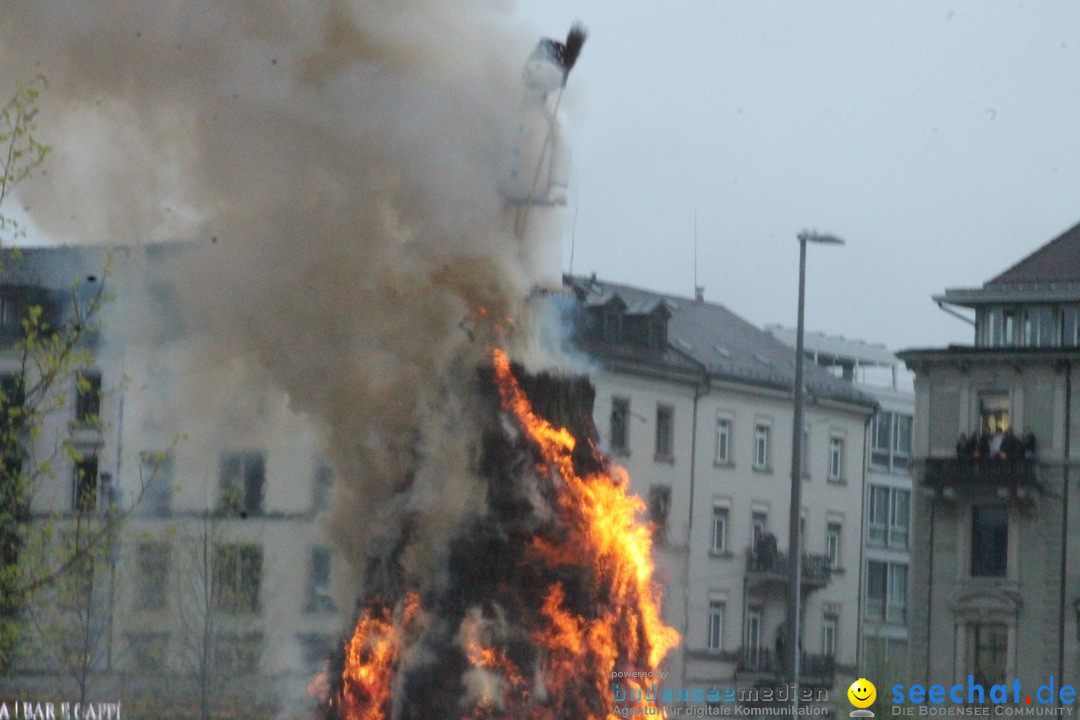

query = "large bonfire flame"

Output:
[[314, 347, 678, 719]]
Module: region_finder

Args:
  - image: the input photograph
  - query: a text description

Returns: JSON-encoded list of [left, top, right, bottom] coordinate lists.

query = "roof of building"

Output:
[[567, 276, 876, 409], [934, 220, 1080, 307], [764, 325, 898, 368], [987, 220, 1080, 286]]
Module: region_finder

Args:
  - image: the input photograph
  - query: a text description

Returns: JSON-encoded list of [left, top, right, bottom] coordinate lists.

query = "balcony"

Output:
[[733, 646, 836, 687], [744, 545, 832, 594], [922, 458, 1038, 495]]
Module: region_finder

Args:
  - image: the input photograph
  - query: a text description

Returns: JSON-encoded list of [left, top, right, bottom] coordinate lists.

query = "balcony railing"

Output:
[[745, 547, 832, 592], [734, 646, 836, 684], [922, 458, 1038, 491]]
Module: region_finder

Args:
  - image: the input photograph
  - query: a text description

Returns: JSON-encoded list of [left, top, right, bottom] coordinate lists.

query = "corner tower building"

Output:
[[899, 221, 1080, 690]]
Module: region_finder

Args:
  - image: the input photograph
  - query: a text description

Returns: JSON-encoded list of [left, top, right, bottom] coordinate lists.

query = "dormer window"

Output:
[[624, 313, 667, 351], [602, 309, 622, 344]]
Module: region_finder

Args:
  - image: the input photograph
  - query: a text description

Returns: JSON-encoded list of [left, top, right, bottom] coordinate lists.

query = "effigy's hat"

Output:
[[530, 23, 587, 86]]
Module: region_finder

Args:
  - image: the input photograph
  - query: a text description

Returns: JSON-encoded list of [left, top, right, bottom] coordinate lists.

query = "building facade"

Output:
[[566, 276, 877, 693], [0, 247, 342, 716], [899, 222, 1080, 692], [767, 327, 914, 681]]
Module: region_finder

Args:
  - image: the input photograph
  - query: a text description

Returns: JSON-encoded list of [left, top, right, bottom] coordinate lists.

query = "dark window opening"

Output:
[[647, 485, 671, 541], [73, 455, 99, 511], [306, 546, 336, 613], [134, 542, 169, 610], [212, 544, 263, 614], [971, 623, 1008, 687], [971, 505, 1008, 577], [75, 371, 102, 423], [138, 450, 173, 517], [219, 451, 265, 516], [313, 463, 334, 512], [610, 398, 629, 453], [655, 405, 674, 459]]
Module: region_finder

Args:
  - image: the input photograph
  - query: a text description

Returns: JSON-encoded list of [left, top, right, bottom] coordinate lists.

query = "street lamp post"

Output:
[[787, 230, 844, 720]]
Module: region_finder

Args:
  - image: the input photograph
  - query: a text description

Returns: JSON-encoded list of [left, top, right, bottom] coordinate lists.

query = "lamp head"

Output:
[[798, 230, 845, 245]]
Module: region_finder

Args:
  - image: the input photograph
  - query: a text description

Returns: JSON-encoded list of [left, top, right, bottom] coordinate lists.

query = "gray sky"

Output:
[[517, 1, 1080, 352]]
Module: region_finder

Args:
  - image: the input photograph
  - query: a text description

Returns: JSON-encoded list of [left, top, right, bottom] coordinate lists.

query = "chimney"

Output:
[[695, 285, 705, 302]]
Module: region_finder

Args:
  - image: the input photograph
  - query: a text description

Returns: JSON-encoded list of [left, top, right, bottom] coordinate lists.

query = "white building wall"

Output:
[[591, 367, 871, 692]]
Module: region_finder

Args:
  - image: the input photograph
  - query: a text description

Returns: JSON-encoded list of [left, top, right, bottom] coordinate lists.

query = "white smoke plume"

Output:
[[0, 1, 572, 591]]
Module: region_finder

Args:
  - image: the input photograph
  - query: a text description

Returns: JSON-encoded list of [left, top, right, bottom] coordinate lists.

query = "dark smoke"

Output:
[[0, 1, 573, 592]]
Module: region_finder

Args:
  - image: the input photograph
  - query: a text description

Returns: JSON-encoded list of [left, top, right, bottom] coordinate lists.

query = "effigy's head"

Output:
[[522, 39, 565, 95]]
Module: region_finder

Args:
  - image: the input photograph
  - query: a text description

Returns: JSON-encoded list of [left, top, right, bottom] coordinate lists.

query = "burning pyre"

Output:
[[312, 348, 679, 719]]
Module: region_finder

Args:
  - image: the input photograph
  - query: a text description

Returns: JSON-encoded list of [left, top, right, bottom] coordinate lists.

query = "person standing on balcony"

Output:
[[1022, 429, 1037, 459]]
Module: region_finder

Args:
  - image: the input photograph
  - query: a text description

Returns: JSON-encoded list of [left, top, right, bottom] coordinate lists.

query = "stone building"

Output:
[[899, 221, 1080, 690]]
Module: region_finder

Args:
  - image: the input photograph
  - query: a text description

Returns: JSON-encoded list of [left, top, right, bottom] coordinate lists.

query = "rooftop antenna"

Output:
[[694, 209, 705, 302]]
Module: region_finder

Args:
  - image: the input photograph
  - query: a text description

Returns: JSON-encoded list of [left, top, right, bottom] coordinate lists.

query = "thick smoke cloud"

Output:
[[0, 1, 565, 591]]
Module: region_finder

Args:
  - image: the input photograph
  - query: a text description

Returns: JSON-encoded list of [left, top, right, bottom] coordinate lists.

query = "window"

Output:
[[610, 398, 629, 454], [890, 489, 910, 548], [753, 424, 770, 470], [971, 505, 1008, 577], [979, 392, 1010, 435], [212, 544, 263, 614], [744, 607, 763, 669], [655, 405, 674, 459], [72, 454, 99, 511], [1004, 309, 1018, 346], [828, 437, 844, 481], [1062, 306, 1080, 348], [711, 507, 728, 553], [0, 372, 24, 430], [625, 313, 667, 351], [822, 615, 838, 658], [707, 601, 725, 653], [297, 634, 336, 672], [985, 308, 1004, 347], [138, 450, 173, 517], [715, 417, 731, 464], [127, 632, 168, 670], [219, 451, 265, 516], [751, 511, 768, 549], [134, 542, 169, 611], [868, 486, 910, 548], [0, 295, 19, 329], [970, 624, 1008, 688], [313, 463, 334, 512], [601, 309, 622, 344], [865, 637, 909, 676], [894, 415, 912, 470], [214, 632, 262, 674], [1023, 306, 1055, 347], [647, 485, 671, 541], [866, 561, 907, 624], [74, 370, 102, 423], [826, 523, 842, 569], [870, 412, 912, 472], [306, 547, 336, 613]]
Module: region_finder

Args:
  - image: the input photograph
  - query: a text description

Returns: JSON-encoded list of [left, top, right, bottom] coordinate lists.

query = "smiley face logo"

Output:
[[848, 678, 877, 709]]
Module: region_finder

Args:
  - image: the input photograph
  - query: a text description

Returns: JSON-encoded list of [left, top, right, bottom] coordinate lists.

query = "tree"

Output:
[[0, 81, 132, 687], [0, 78, 50, 246], [171, 508, 276, 720]]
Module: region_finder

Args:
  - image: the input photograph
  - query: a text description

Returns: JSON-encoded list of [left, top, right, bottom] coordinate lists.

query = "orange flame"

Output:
[[330, 591, 421, 720], [327, 350, 679, 720], [492, 347, 679, 718]]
